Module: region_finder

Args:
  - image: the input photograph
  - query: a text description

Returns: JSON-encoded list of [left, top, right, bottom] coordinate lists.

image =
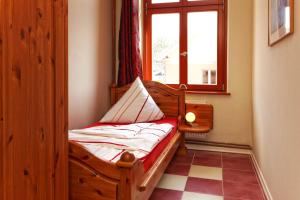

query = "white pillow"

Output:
[[100, 77, 165, 123]]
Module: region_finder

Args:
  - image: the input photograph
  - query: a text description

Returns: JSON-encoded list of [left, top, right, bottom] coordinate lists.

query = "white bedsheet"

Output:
[[69, 123, 174, 163]]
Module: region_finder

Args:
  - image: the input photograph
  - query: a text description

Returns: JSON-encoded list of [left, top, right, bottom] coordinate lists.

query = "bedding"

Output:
[[100, 77, 164, 123], [69, 118, 177, 171]]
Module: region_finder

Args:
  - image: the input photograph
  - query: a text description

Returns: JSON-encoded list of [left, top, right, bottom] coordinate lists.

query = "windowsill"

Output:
[[186, 90, 231, 95]]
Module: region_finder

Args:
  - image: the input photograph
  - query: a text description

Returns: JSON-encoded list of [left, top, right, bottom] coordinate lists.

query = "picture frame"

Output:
[[268, 0, 294, 46]]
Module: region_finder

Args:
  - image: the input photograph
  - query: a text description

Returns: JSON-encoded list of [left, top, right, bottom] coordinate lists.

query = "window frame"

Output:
[[143, 0, 228, 92]]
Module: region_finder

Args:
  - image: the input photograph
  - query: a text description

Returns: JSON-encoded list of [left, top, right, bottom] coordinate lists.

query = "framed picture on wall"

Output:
[[268, 0, 294, 46]]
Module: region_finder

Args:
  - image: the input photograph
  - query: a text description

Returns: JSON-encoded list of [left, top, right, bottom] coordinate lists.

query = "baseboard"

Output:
[[186, 143, 252, 154], [186, 140, 252, 150], [250, 154, 274, 200], [186, 144, 273, 200]]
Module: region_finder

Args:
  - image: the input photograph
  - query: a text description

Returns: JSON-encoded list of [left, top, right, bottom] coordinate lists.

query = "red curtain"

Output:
[[118, 0, 143, 86]]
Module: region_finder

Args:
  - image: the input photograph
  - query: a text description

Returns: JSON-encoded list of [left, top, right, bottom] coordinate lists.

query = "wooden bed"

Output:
[[69, 80, 186, 200]]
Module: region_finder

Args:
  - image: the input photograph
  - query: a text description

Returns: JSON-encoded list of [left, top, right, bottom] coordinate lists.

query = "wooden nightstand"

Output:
[[179, 103, 213, 134]]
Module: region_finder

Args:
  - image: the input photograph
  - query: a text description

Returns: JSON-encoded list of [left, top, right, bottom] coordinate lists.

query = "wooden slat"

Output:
[[53, 0, 69, 199], [0, 0, 4, 198]]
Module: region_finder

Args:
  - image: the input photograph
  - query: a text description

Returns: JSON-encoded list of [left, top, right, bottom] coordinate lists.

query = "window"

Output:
[[143, 0, 227, 91]]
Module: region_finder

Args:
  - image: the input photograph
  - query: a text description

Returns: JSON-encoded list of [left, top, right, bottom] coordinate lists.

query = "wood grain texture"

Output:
[[53, 0, 69, 199], [0, 0, 4, 198], [178, 124, 211, 134], [179, 104, 213, 135], [69, 141, 121, 180], [0, 0, 68, 199], [70, 81, 186, 200], [186, 104, 214, 129], [111, 80, 186, 118], [70, 159, 118, 200]]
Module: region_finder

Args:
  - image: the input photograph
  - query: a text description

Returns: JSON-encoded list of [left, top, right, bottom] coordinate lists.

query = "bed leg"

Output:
[[177, 134, 187, 156], [116, 152, 144, 200]]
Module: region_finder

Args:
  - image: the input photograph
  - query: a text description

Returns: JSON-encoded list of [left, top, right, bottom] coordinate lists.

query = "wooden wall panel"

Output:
[[53, 0, 69, 199], [0, 0, 4, 198], [0, 0, 68, 200]]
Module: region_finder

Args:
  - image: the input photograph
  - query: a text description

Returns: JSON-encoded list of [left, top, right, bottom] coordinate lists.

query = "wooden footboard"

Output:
[[69, 159, 118, 200], [69, 141, 121, 200], [69, 131, 182, 200]]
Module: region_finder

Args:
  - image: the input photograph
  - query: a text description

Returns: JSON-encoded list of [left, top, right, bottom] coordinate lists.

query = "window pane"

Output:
[[152, 13, 180, 84], [152, 0, 179, 3], [188, 11, 218, 85]]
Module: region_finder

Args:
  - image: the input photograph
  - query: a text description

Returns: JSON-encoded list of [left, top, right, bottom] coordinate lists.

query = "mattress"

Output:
[[77, 117, 178, 172]]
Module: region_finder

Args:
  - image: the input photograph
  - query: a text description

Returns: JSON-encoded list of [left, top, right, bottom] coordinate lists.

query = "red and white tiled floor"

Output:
[[150, 150, 266, 200]]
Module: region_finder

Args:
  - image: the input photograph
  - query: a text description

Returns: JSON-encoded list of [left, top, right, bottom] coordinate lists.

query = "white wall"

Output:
[[187, 0, 253, 145], [253, 1, 300, 200], [68, 0, 112, 129]]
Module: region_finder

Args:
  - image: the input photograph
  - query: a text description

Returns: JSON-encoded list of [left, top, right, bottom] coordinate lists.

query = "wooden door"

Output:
[[0, 0, 68, 199]]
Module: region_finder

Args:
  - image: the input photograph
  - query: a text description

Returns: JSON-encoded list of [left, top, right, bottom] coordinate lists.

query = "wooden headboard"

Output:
[[111, 81, 186, 118]]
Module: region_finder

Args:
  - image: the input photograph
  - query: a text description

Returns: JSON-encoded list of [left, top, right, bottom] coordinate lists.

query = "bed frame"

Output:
[[69, 80, 186, 200]]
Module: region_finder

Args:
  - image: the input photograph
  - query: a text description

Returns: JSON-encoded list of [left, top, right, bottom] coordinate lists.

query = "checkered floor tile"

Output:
[[150, 150, 266, 200]]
